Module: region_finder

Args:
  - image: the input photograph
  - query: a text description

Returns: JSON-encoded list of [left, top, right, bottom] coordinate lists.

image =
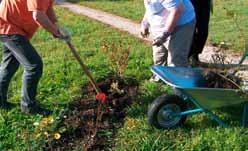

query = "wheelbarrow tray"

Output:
[[151, 65, 248, 110], [182, 88, 247, 109]]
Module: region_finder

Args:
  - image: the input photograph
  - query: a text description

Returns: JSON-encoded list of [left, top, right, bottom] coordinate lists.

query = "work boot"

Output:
[[21, 103, 52, 116], [0, 101, 15, 110]]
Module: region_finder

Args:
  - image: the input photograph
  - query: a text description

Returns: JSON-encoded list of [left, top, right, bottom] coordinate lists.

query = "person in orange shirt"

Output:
[[0, 0, 64, 115]]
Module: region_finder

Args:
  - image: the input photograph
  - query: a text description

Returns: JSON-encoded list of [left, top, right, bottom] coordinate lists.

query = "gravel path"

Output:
[[56, 0, 248, 65]]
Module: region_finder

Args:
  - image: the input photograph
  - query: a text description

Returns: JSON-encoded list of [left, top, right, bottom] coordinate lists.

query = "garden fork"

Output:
[[59, 28, 107, 102]]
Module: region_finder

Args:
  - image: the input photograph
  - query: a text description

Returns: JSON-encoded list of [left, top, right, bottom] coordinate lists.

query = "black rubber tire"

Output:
[[148, 94, 187, 129]]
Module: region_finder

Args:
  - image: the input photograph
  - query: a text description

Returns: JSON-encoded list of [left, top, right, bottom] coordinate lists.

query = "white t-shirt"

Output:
[[143, 0, 195, 38]]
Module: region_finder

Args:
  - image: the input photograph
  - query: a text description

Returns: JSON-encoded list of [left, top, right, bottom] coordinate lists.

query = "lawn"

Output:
[[1, 4, 248, 151], [68, 0, 145, 22], [68, 0, 248, 52]]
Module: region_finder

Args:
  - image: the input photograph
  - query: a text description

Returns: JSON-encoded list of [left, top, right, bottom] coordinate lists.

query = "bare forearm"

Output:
[[33, 11, 58, 35], [141, 11, 150, 28], [164, 4, 184, 33], [47, 7, 58, 24]]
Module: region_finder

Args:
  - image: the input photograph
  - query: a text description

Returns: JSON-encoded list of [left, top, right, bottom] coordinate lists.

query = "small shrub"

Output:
[[101, 41, 130, 78]]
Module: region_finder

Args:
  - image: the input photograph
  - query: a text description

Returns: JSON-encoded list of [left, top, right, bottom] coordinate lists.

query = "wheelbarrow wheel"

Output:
[[148, 94, 187, 129]]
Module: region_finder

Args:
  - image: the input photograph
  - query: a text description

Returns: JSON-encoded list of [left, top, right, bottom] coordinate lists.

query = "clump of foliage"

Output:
[[101, 41, 130, 78]]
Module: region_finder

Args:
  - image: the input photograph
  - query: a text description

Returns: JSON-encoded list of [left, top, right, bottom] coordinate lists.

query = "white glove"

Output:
[[58, 27, 71, 42], [140, 20, 150, 38]]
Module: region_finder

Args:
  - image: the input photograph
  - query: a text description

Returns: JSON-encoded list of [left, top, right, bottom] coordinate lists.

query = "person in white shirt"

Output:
[[141, 0, 196, 82]]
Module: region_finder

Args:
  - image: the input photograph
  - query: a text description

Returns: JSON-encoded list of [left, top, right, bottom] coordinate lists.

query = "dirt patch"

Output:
[[43, 76, 138, 150], [203, 69, 242, 89]]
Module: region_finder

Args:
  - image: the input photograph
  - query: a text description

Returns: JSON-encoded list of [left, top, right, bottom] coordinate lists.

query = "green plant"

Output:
[[101, 41, 130, 78], [224, 6, 248, 51]]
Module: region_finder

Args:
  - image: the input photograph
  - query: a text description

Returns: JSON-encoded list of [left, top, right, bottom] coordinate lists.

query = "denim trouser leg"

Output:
[[165, 19, 196, 67], [0, 35, 43, 107], [0, 46, 20, 103]]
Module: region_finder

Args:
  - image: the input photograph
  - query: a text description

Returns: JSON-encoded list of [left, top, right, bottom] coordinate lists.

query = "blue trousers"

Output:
[[0, 34, 43, 108]]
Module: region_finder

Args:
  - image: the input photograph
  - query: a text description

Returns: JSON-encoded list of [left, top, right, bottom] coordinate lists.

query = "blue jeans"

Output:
[[0, 34, 43, 108]]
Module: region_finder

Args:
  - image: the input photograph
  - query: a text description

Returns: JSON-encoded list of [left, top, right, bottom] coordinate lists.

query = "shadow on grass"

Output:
[[218, 104, 245, 125]]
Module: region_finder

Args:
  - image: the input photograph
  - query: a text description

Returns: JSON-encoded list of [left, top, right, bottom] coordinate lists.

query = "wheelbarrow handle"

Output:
[[238, 50, 248, 65], [66, 41, 101, 93]]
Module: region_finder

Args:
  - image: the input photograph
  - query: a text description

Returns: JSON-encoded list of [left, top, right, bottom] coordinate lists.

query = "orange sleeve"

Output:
[[27, 0, 53, 12], [50, 0, 55, 6]]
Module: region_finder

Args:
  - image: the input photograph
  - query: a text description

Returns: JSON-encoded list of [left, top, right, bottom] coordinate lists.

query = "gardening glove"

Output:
[[52, 29, 63, 39], [140, 20, 150, 38], [141, 27, 150, 38], [152, 31, 171, 46], [58, 27, 71, 42], [52, 23, 65, 39]]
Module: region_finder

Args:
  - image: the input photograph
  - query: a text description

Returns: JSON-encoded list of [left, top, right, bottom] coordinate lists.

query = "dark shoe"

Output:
[[192, 54, 200, 62], [0, 101, 15, 110], [190, 54, 201, 66], [21, 103, 52, 116]]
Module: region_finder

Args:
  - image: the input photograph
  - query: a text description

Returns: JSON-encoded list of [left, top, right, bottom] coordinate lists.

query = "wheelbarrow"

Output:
[[148, 51, 248, 129]]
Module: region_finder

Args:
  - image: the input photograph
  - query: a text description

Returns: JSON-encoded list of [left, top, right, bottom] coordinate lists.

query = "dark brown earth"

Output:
[[203, 69, 242, 89]]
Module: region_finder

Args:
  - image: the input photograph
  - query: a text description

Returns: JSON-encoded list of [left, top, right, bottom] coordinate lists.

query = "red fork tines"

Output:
[[95, 93, 107, 103]]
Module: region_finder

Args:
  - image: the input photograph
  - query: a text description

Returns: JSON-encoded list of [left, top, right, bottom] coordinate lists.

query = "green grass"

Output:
[[68, 0, 144, 22], [209, 0, 248, 52], [1, 4, 248, 151], [68, 0, 248, 52]]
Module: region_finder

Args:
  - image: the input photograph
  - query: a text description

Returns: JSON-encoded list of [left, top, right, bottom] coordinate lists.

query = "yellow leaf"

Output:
[[41, 116, 54, 125], [54, 133, 61, 140], [47, 116, 54, 124], [41, 118, 49, 125]]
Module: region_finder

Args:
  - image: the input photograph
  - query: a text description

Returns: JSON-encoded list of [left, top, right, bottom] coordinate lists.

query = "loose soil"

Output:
[[203, 69, 242, 89], [43, 76, 138, 151]]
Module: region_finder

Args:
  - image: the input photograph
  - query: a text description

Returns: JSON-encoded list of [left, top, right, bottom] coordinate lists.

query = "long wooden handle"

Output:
[[66, 41, 101, 93]]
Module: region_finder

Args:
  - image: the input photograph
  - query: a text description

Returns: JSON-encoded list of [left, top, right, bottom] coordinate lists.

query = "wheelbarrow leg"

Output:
[[242, 102, 248, 127], [186, 95, 228, 127], [205, 110, 228, 128]]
